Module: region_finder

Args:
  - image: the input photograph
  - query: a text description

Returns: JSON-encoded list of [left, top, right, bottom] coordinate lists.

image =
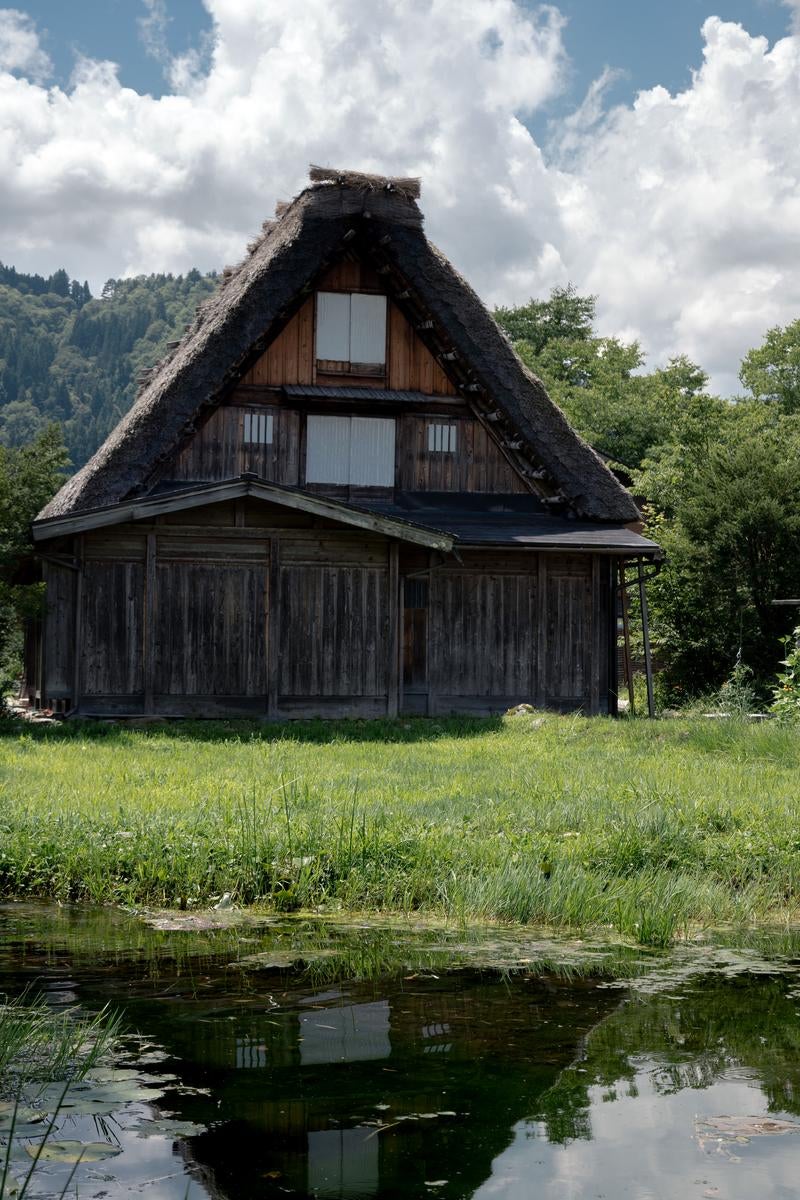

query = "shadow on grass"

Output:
[[0, 713, 505, 746]]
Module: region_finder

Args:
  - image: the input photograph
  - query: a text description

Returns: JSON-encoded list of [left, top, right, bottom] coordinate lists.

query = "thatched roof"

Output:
[[39, 167, 639, 523]]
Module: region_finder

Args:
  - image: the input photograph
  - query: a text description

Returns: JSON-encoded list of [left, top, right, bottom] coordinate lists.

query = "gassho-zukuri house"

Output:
[[27, 166, 661, 720]]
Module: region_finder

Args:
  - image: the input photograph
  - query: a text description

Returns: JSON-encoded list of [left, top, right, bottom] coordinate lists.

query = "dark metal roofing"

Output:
[[282, 385, 440, 403], [366, 493, 661, 554]]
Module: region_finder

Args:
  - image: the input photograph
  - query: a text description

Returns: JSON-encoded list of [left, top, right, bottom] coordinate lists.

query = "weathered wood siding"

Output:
[[42, 503, 616, 718], [240, 297, 315, 387], [168, 406, 300, 485], [396, 415, 527, 493], [154, 539, 268, 698], [421, 552, 609, 715], [41, 560, 75, 701], [164, 408, 524, 494]]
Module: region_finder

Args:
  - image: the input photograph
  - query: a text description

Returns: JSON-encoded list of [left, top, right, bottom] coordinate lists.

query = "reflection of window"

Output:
[[316, 292, 387, 366], [427, 422, 457, 453], [306, 415, 395, 486], [298, 1001, 391, 1065], [243, 410, 273, 445], [307, 1129, 379, 1197]]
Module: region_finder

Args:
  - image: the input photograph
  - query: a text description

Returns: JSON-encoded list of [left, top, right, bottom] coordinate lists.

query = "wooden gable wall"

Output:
[[161, 251, 528, 496]]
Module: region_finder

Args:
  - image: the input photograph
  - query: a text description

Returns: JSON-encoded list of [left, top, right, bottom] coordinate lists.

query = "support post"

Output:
[[387, 541, 399, 717], [71, 536, 85, 713], [267, 536, 281, 719], [637, 558, 656, 718], [589, 555, 601, 715], [426, 551, 437, 716], [620, 562, 635, 715], [144, 532, 156, 714], [535, 555, 547, 709]]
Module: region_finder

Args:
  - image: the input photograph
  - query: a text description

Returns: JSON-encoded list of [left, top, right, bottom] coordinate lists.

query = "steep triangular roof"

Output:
[[39, 167, 639, 523]]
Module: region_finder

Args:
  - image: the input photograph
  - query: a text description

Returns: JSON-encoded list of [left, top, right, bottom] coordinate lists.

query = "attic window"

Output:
[[316, 292, 387, 370], [243, 410, 273, 445], [427, 423, 457, 453]]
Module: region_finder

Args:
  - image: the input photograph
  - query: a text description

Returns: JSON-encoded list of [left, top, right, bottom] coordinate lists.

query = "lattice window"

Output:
[[243, 410, 273, 445], [427, 422, 457, 453]]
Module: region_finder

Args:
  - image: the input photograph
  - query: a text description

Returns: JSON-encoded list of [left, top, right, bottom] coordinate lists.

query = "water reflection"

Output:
[[2, 906, 800, 1198]]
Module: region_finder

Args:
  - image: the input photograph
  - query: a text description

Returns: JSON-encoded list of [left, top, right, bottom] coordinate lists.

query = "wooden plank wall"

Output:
[[240, 297, 315, 387], [396, 415, 527, 493], [279, 536, 389, 701], [42, 561, 76, 700], [424, 552, 607, 715], [48, 509, 613, 718], [165, 408, 524, 494], [169, 406, 300, 485]]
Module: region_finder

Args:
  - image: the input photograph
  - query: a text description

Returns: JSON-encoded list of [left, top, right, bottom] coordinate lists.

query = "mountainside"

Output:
[[0, 264, 218, 469]]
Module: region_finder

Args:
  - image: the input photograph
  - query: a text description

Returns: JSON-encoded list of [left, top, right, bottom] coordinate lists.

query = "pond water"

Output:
[[1, 905, 800, 1199]]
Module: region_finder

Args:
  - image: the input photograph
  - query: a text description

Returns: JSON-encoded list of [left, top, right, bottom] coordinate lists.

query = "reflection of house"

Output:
[[30, 166, 659, 719], [156, 971, 622, 1200]]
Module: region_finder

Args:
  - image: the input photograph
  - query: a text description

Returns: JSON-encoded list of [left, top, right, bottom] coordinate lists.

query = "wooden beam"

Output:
[[267, 536, 281, 718], [536, 555, 547, 709], [426, 551, 437, 716], [143, 532, 156, 714], [637, 558, 656, 718], [387, 541, 399, 717]]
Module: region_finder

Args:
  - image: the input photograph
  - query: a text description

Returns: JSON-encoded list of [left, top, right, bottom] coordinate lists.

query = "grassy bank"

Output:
[[1, 713, 799, 945]]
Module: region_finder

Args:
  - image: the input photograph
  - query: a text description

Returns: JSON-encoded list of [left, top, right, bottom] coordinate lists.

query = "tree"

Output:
[[739, 318, 800, 414], [638, 404, 800, 698], [0, 425, 69, 700]]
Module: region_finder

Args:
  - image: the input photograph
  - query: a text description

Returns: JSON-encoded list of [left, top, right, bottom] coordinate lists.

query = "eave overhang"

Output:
[[31, 477, 454, 552]]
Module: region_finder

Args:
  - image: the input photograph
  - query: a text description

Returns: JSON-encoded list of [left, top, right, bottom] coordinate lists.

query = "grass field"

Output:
[[1, 712, 799, 945]]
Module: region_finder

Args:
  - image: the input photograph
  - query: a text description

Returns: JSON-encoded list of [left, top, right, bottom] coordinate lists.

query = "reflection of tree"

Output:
[[533, 974, 800, 1144]]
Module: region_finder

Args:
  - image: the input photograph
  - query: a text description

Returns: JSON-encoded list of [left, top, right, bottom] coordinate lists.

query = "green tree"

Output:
[[0, 425, 69, 700], [740, 318, 800, 413]]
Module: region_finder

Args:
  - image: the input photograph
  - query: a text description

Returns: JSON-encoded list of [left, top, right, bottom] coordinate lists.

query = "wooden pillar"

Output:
[[535, 555, 548, 709], [72, 535, 84, 713], [637, 558, 656, 719], [426, 551, 437, 717], [588, 555, 601, 715], [387, 541, 400, 717], [143, 531, 157, 714], [267, 536, 281, 719], [619, 563, 635, 715]]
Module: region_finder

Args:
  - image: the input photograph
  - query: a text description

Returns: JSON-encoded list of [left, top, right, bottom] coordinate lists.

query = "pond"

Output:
[[1, 905, 800, 1199]]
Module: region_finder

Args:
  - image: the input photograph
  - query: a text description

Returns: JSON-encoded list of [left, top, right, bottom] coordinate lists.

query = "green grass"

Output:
[[1, 712, 799, 944]]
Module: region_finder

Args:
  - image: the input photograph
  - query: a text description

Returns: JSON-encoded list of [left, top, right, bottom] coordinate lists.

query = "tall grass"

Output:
[[1, 713, 799, 944]]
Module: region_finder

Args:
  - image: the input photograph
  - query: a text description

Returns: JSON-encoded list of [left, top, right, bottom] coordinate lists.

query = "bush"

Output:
[[770, 628, 800, 721]]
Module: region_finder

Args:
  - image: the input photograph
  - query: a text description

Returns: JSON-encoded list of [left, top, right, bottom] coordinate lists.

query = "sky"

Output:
[[1, 1, 799, 395]]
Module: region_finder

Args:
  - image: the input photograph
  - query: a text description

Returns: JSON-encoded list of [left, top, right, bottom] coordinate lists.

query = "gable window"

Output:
[[243, 410, 273, 445], [316, 292, 387, 370], [306, 415, 395, 486], [427, 422, 457, 453]]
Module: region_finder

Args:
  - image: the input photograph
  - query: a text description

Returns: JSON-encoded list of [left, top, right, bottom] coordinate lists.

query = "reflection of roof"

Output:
[[367, 493, 662, 555]]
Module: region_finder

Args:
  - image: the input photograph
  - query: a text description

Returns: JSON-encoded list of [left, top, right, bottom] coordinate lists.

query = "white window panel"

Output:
[[306, 415, 351, 483], [315, 292, 351, 361], [349, 294, 387, 365], [243, 410, 273, 445], [349, 417, 395, 486], [428, 422, 458, 453]]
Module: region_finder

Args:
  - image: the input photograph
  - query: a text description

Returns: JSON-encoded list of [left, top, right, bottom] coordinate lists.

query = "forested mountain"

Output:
[[0, 265, 217, 467]]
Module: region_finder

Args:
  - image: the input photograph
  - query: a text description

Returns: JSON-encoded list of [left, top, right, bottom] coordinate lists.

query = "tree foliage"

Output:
[[739, 317, 800, 414], [0, 264, 217, 468], [0, 425, 69, 699]]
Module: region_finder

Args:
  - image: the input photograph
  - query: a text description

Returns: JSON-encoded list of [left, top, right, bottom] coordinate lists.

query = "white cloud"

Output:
[[0, 3, 799, 395], [138, 0, 171, 66], [0, 8, 51, 79]]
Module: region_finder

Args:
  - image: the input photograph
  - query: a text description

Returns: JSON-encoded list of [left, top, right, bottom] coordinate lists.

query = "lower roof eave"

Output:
[[31, 476, 454, 553]]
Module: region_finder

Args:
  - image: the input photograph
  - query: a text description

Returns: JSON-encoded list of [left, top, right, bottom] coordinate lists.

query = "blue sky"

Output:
[[2, 0, 800, 394], [18, 0, 794, 114]]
